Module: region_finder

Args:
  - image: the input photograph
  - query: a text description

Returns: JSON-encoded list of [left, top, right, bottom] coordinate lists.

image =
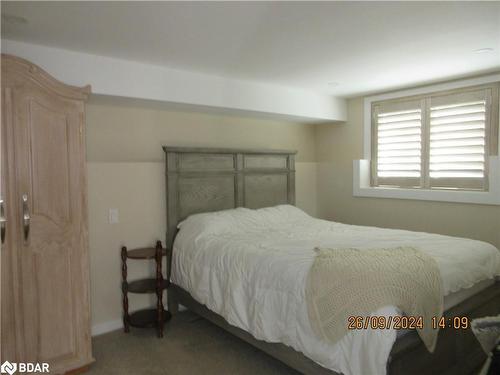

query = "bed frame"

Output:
[[163, 146, 500, 375]]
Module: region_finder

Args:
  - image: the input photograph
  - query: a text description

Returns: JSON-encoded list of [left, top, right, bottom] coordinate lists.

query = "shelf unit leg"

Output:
[[121, 246, 130, 333], [156, 240, 164, 338]]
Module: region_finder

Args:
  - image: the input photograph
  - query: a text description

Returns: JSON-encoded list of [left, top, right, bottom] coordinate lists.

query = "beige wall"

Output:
[[86, 97, 318, 333], [87, 95, 500, 334], [315, 97, 500, 249]]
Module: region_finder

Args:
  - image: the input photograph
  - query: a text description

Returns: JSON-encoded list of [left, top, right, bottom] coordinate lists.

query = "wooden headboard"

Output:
[[163, 146, 297, 250]]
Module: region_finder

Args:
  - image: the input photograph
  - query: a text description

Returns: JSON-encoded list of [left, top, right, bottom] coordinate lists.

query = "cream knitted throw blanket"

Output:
[[306, 247, 443, 352]]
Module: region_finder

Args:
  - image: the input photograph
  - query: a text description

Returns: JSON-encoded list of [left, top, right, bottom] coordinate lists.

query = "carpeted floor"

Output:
[[87, 311, 300, 375]]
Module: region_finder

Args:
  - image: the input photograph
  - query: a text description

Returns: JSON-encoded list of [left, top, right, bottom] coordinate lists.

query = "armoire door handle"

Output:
[[22, 194, 30, 242], [0, 198, 6, 245]]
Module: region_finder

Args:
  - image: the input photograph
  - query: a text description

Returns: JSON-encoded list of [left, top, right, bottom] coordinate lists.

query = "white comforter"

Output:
[[171, 205, 500, 375]]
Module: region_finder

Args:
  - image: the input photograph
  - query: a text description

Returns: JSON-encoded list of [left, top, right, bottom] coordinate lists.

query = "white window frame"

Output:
[[354, 73, 500, 205]]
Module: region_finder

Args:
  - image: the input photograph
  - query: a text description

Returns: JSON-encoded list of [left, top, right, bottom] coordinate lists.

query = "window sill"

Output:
[[353, 157, 500, 206]]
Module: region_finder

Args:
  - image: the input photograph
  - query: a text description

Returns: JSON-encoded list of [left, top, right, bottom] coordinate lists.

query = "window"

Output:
[[371, 84, 499, 191]]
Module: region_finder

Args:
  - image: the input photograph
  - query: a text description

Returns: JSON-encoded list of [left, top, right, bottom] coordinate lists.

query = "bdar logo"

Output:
[[0, 361, 17, 375]]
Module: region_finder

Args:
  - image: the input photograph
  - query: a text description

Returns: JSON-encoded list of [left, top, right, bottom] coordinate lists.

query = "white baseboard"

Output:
[[91, 319, 123, 336]]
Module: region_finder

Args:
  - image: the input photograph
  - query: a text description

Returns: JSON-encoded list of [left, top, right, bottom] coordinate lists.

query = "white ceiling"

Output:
[[2, 1, 499, 97]]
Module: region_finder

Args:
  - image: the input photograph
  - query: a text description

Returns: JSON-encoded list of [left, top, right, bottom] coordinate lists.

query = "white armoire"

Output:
[[1, 55, 94, 373]]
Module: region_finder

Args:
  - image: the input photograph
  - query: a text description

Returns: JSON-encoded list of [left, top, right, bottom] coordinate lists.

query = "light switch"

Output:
[[109, 208, 119, 224]]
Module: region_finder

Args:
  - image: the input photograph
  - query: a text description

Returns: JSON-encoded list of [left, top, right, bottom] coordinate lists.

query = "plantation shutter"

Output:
[[372, 84, 498, 191], [372, 99, 423, 187], [428, 89, 490, 190]]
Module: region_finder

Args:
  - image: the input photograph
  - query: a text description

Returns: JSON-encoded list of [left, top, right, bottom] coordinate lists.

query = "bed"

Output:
[[163, 146, 500, 375]]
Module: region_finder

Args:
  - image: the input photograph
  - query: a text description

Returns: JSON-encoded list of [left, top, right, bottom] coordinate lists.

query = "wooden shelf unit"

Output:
[[127, 279, 169, 294], [128, 309, 170, 329], [121, 240, 171, 337]]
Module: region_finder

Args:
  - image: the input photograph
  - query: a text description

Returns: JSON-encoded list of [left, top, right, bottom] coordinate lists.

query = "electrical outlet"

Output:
[[109, 208, 119, 224]]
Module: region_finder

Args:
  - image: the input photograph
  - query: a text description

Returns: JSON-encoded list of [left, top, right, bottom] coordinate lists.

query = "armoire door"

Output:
[[1, 55, 93, 373], [1, 76, 23, 364]]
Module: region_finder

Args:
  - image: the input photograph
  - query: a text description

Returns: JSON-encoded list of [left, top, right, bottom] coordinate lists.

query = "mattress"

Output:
[[444, 278, 494, 311], [171, 205, 500, 375]]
